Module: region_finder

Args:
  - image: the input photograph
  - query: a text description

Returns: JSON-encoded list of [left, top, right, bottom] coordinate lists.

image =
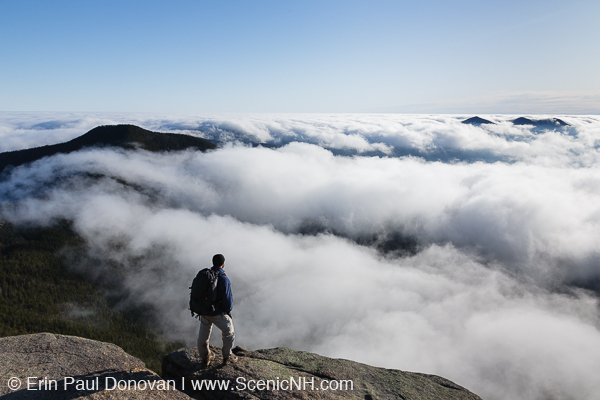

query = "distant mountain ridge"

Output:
[[461, 116, 494, 125], [461, 116, 569, 127], [511, 117, 569, 127], [0, 124, 217, 173]]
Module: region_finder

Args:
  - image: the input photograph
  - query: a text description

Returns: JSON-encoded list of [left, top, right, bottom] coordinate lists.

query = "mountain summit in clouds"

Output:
[[0, 124, 217, 173], [511, 117, 569, 127], [461, 116, 495, 125]]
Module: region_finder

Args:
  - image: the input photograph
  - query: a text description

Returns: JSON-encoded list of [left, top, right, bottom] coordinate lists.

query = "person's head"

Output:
[[212, 254, 225, 268]]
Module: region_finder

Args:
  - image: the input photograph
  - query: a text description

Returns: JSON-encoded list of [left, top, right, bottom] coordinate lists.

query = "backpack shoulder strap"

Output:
[[211, 266, 226, 277]]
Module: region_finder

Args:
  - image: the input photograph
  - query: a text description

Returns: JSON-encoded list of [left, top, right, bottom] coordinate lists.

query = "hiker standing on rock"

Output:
[[190, 254, 237, 367]]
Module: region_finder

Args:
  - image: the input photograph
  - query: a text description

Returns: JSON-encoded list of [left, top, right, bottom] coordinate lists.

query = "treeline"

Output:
[[0, 221, 182, 374]]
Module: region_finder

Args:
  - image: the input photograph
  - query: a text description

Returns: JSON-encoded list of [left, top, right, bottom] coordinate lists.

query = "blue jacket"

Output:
[[209, 266, 233, 316]]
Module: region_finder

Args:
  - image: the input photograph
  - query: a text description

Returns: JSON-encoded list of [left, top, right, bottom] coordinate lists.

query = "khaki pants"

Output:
[[197, 313, 235, 360]]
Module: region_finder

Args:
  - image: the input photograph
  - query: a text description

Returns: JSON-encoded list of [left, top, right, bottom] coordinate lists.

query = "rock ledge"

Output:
[[0, 333, 482, 400], [0, 333, 190, 399], [163, 345, 483, 400]]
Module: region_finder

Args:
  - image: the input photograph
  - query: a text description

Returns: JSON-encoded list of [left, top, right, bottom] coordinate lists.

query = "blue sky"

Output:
[[1, 0, 599, 113]]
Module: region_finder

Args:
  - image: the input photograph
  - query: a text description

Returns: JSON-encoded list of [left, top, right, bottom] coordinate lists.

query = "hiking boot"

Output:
[[202, 351, 215, 368], [223, 355, 238, 365]]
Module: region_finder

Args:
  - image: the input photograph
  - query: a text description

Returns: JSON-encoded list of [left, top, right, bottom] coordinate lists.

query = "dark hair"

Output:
[[212, 254, 225, 267]]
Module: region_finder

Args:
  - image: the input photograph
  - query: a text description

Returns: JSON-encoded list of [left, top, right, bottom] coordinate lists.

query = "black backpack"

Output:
[[189, 267, 225, 318]]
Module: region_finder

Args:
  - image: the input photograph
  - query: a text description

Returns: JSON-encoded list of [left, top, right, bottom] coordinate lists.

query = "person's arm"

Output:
[[219, 275, 233, 314]]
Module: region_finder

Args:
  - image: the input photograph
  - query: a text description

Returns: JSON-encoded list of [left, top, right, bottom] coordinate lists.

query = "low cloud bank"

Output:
[[4, 143, 600, 290], [2, 114, 600, 400]]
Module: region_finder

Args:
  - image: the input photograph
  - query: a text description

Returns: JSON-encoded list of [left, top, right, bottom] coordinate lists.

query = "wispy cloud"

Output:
[[375, 91, 600, 114]]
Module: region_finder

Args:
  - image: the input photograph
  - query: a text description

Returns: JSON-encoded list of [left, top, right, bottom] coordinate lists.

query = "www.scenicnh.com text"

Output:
[[196, 376, 354, 392]]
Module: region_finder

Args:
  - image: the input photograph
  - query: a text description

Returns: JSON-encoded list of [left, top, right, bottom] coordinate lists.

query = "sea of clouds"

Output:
[[1, 113, 600, 400]]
